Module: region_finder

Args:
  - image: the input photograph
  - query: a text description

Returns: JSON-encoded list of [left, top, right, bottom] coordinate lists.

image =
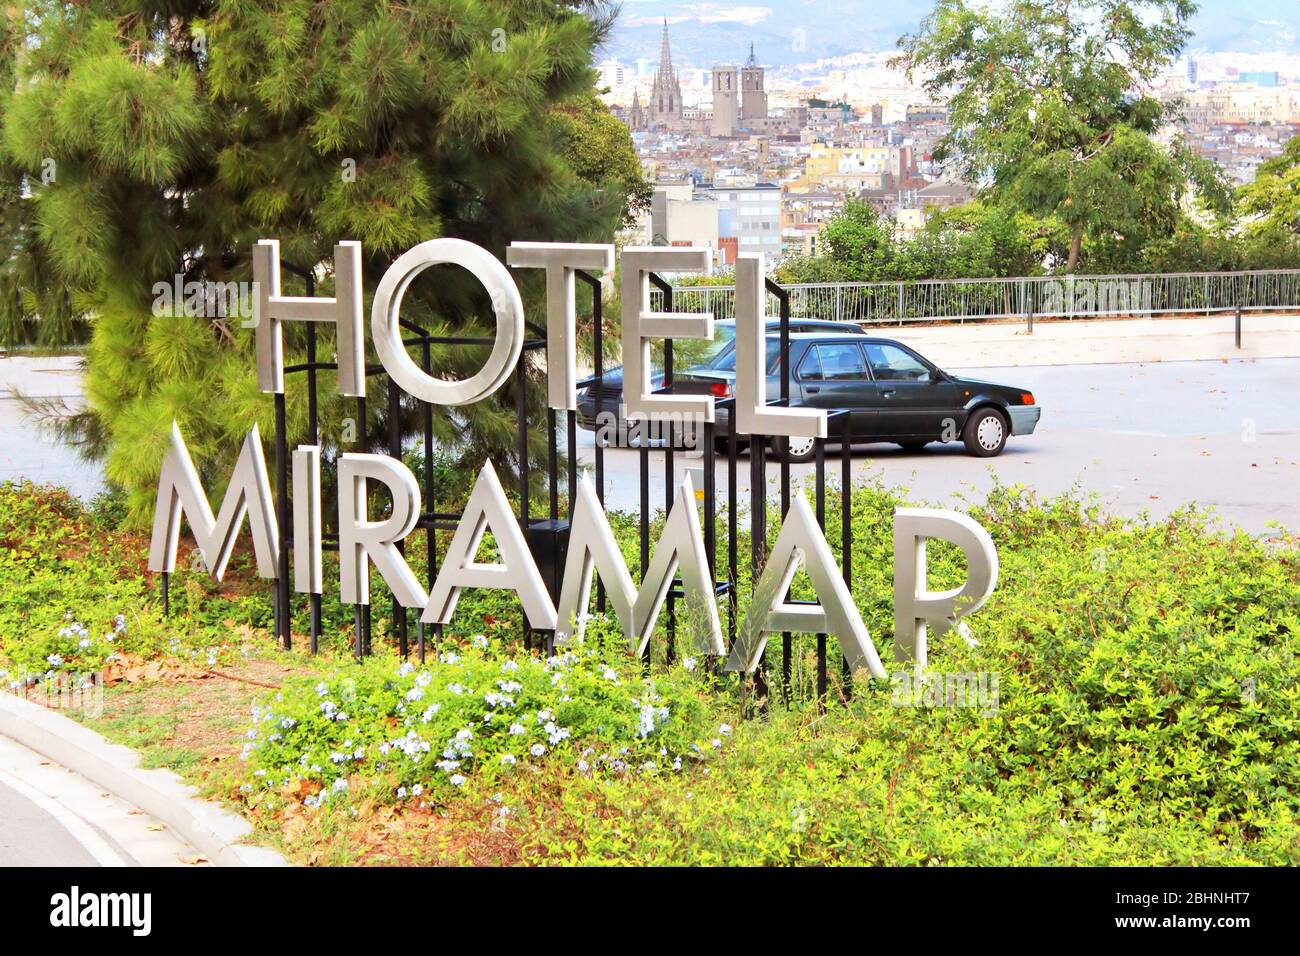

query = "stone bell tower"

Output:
[[711, 65, 739, 136]]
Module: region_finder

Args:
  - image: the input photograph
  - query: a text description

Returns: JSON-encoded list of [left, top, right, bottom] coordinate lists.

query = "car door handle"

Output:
[[805, 386, 820, 394], [881, 389, 896, 398]]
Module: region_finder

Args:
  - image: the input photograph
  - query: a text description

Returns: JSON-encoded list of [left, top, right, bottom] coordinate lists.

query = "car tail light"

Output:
[[1020, 392, 1035, 405], [710, 382, 732, 398]]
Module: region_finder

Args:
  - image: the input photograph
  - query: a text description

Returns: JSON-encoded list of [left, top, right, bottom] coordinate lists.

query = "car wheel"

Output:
[[962, 408, 1008, 457], [896, 441, 928, 452], [771, 434, 818, 464]]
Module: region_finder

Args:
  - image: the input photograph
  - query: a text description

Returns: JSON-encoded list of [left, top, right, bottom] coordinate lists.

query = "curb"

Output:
[[0, 691, 288, 867]]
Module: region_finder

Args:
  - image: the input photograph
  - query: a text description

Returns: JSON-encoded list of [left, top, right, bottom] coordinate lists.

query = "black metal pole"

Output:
[[579, 270, 606, 613], [516, 359, 531, 652], [815, 437, 827, 704], [356, 394, 370, 655], [750, 432, 768, 705], [547, 408, 559, 521], [727, 408, 738, 655], [422, 337, 434, 665], [638, 440, 650, 665], [841, 417, 853, 699], [389, 375, 407, 658], [274, 391, 290, 649], [662, 279, 675, 668], [566, 411, 578, 513], [305, 301, 321, 654]]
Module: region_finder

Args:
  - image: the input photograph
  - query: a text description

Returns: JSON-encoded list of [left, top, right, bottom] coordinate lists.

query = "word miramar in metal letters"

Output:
[[147, 239, 999, 672]]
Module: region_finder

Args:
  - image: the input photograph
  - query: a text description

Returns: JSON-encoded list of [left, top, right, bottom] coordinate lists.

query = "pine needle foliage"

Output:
[[2, 1, 641, 525]]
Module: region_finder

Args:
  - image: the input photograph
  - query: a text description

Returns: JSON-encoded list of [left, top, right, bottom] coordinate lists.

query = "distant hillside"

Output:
[[600, 1, 1300, 68]]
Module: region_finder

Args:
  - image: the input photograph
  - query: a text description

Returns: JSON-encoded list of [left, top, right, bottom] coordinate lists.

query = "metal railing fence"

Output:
[[650, 270, 1300, 325]]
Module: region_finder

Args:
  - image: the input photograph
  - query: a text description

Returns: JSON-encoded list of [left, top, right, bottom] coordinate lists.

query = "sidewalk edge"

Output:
[[0, 691, 288, 867]]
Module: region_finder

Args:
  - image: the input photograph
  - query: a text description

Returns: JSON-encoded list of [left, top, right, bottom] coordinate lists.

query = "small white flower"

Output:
[[500, 754, 517, 766], [683, 657, 697, 672], [530, 743, 546, 757], [719, 723, 733, 736], [449, 774, 466, 786]]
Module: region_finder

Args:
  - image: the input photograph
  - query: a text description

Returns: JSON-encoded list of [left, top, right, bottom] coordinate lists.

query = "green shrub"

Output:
[[235, 620, 727, 814], [0, 481, 258, 680]]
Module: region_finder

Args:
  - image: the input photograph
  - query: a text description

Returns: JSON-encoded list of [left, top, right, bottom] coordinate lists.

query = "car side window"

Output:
[[800, 343, 867, 381], [797, 346, 822, 380], [864, 343, 930, 382]]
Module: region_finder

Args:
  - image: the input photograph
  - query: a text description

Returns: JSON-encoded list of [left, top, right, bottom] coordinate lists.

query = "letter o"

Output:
[[371, 238, 524, 406]]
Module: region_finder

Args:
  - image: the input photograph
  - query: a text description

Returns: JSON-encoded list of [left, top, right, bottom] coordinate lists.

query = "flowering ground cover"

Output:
[[2, 479, 1299, 865]]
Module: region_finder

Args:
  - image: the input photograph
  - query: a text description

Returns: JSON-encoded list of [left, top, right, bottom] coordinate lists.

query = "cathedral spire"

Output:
[[746, 42, 757, 68], [659, 18, 674, 80]]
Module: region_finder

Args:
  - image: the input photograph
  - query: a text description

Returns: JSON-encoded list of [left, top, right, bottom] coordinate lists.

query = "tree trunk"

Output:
[[1066, 226, 1083, 272]]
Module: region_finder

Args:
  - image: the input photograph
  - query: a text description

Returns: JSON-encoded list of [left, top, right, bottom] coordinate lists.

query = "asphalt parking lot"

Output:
[[573, 357, 1300, 536]]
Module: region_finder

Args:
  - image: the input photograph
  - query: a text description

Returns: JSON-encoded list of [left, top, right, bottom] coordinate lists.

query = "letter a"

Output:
[[727, 491, 884, 677], [421, 460, 557, 630]]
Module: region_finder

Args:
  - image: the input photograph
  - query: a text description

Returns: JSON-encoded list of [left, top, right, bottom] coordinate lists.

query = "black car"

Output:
[[575, 317, 866, 442], [675, 332, 1041, 461]]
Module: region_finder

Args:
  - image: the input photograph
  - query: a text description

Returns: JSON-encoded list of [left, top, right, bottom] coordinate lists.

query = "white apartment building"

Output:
[[699, 183, 782, 262]]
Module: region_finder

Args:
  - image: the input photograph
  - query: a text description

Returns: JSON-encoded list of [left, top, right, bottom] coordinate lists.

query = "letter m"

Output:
[[148, 422, 280, 580]]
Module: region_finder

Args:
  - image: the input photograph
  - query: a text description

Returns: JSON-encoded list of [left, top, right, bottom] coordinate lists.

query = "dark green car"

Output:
[[678, 332, 1042, 462]]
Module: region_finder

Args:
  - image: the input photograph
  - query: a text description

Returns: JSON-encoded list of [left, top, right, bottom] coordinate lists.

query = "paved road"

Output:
[[572, 358, 1300, 535], [0, 735, 206, 867]]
